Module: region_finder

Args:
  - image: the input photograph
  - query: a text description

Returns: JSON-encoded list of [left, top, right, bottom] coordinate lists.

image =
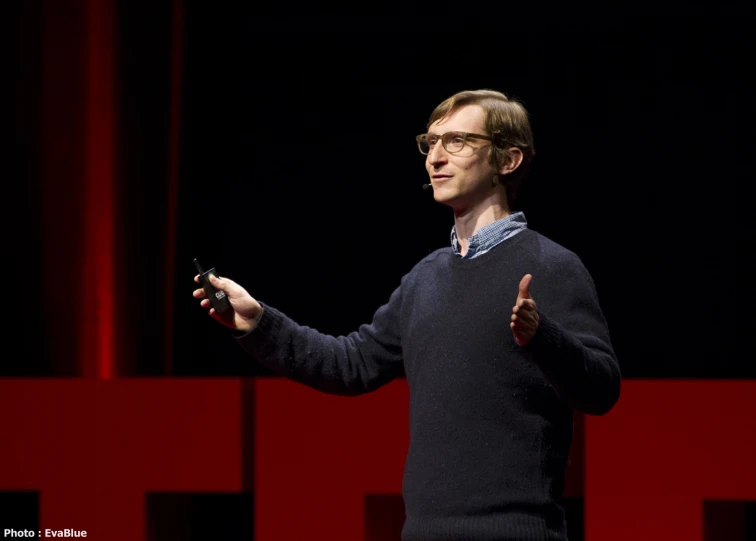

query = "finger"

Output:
[[513, 311, 537, 327], [208, 274, 227, 290], [512, 305, 519, 314], [510, 322, 524, 345], [200, 299, 211, 308], [512, 313, 533, 325], [193, 288, 206, 298], [194, 274, 200, 283], [209, 274, 241, 298], [518, 298, 537, 310], [517, 274, 533, 301]]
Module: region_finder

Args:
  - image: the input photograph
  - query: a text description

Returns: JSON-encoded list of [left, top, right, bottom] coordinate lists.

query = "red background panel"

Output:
[[585, 380, 756, 541], [254, 379, 410, 541], [1, 379, 754, 540], [0, 379, 251, 540]]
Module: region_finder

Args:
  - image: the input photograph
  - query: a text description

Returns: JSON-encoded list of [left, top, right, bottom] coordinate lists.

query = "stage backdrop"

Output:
[[5, 1, 755, 540]]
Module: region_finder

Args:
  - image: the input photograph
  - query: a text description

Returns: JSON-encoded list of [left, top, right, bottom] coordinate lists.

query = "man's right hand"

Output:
[[193, 274, 263, 333]]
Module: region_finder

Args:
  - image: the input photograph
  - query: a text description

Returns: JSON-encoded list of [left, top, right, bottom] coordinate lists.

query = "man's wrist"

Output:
[[252, 306, 264, 327]]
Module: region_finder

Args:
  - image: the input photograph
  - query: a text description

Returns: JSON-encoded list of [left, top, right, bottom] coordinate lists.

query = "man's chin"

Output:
[[433, 188, 460, 205], [434, 191, 475, 214], [433, 191, 452, 205], [433, 193, 464, 210]]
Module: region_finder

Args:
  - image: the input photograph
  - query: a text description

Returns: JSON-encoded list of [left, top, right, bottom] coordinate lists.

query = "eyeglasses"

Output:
[[415, 131, 493, 155]]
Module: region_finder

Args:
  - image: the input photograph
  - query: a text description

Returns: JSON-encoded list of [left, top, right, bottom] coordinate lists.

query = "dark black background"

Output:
[[5, 4, 755, 376], [172, 8, 755, 379]]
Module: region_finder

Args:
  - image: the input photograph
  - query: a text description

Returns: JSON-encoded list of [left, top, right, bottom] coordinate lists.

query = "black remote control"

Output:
[[194, 258, 232, 313]]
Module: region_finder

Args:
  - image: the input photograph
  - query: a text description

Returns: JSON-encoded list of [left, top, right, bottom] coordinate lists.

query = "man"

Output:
[[193, 89, 621, 540]]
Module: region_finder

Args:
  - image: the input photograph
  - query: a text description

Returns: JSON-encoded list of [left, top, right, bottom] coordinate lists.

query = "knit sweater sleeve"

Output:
[[525, 253, 621, 415], [234, 281, 405, 396]]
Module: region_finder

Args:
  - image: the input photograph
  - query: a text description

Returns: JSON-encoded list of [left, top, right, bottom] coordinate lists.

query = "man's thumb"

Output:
[[518, 274, 532, 300]]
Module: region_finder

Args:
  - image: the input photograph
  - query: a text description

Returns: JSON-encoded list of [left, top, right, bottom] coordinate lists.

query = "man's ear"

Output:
[[499, 147, 523, 176]]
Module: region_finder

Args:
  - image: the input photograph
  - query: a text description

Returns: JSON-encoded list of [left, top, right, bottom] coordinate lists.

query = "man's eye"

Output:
[[452, 137, 465, 145]]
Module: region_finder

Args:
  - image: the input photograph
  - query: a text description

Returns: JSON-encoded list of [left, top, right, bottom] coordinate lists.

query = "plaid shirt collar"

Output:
[[451, 211, 528, 259]]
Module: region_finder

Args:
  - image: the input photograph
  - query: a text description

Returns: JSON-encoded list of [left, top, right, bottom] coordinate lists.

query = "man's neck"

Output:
[[454, 203, 511, 257]]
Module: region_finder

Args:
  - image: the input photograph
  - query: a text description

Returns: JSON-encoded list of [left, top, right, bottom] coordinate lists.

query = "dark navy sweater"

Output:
[[237, 228, 621, 540]]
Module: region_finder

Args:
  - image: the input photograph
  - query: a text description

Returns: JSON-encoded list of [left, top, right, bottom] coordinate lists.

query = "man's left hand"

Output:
[[511, 274, 539, 346]]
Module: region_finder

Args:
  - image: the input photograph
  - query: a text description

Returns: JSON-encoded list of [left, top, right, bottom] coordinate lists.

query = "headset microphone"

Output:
[[423, 183, 433, 190]]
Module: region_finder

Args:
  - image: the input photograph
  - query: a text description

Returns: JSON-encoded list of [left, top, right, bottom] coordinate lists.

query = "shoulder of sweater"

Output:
[[405, 246, 452, 276], [417, 246, 452, 265], [517, 229, 585, 269]]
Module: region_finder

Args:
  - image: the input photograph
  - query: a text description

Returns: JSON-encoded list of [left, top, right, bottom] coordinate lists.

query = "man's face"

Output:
[[425, 104, 499, 211]]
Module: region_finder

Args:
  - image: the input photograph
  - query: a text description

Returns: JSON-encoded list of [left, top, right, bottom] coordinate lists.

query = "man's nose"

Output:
[[427, 141, 448, 165]]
